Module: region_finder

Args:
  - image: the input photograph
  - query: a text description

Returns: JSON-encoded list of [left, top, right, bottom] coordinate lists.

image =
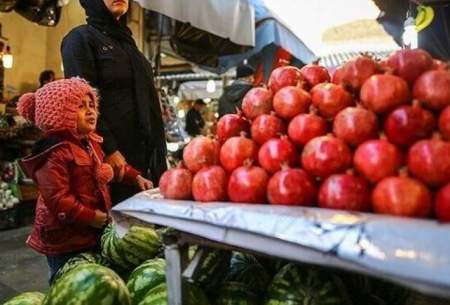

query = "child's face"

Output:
[[77, 94, 98, 135]]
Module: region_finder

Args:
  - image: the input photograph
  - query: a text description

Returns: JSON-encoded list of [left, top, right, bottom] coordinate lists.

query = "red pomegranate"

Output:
[[288, 112, 327, 147], [183, 136, 220, 173], [354, 139, 403, 183], [251, 112, 285, 145], [413, 70, 450, 111], [258, 136, 298, 173], [333, 106, 379, 146], [299, 62, 330, 88], [216, 111, 250, 144], [384, 103, 436, 147], [360, 74, 410, 114], [220, 134, 258, 172], [332, 55, 380, 91], [268, 65, 304, 94], [432, 59, 450, 71], [301, 135, 352, 178], [241, 86, 273, 120], [407, 136, 450, 187], [192, 166, 228, 202], [435, 183, 450, 222], [159, 163, 193, 200], [228, 163, 269, 203], [318, 172, 370, 212], [311, 83, 353, 118], [273, 86, 311, 119], [439, 105, 450, 140], [267, 166, 317, 206], [385, 49, 433, 85], [372, 175, 432, 218]]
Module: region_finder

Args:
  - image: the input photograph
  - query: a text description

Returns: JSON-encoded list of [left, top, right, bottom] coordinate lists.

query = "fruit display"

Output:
[[127, 258, 166, 305], [52, 252, 111, 283], [0, 181, 19, 211], [2, 292, 45, 305]]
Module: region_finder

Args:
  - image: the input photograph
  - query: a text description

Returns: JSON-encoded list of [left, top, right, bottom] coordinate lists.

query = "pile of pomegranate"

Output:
[[160, 48, 450, 222]]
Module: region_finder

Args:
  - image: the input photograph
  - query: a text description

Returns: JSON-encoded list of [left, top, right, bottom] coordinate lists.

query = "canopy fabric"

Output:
[[178, 80, 224, 100]]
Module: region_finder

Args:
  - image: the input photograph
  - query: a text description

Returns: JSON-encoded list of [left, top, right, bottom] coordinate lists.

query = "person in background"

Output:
[[218, 64, 255, 117], [39, 70, 55, 88], [185, 99, 206, 137]]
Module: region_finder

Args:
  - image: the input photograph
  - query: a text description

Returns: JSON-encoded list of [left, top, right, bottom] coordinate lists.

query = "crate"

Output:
[[0, 206, 19, 230], [17, 184, 38, 201]]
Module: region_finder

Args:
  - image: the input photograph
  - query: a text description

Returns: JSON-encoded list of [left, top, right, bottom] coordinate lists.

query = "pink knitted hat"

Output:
[[17, 78, 98, 133]]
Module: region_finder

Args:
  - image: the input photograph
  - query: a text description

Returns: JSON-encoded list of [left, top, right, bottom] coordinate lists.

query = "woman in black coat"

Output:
[[61, 0, 167, 204]]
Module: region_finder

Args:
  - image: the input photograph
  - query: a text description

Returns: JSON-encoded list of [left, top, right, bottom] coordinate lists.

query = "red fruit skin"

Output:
[[160, 168, 193, 200], [332, 55, 380, 91], [273, 86, 311, 119], [372, 176, 432, 218], [407, 138, 450, 187], [216, 113, 250, 144], [268, 65, 304, 94], [311, 83, 353, 118], [301, 135, 352, 178], [360, 74, 411, 114], [228, 165, 269, 203], [267, 168, 317, 206], [439, 105, 450, 140], [242, 87, 273, 120], [333, 107, 379, 146], [288, 113, 327, 146], [386, 49, 433, 85], [432, 59, 450, 71], [220, 136, 258, 172], [258, 138, 298, 174], [435, 183, 450, 222], [384, 105, 436, 147], [299, 64, 330, 88], [251, 113, 285, 145], [354, 139, 403, 184], [183, 136, 220, 173], [413, 70, 450, 111], [318, 174, 370, 211], [192, 166, 228, 202]]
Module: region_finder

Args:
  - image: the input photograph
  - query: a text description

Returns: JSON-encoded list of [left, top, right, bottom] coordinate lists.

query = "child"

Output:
[[17, 78, 153, 283]]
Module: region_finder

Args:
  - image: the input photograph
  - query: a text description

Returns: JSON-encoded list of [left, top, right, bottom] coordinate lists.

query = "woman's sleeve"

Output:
[[61, 29, 118, 155]]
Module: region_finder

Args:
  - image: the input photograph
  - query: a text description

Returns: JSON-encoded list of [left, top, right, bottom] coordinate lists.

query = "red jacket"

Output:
[[20, 129, 140, 255]]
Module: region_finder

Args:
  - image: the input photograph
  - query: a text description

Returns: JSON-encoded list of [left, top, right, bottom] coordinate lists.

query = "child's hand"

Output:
[[91, 210, 108, 228], [136, 175, 153, 191]]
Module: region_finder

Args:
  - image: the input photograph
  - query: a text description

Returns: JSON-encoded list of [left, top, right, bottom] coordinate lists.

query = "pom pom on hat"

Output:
[[17, 93, 37, 123]]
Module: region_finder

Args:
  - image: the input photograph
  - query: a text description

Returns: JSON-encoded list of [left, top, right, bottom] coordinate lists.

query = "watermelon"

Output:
[[3, 292, 45, 305], [53, 252, 110, 283], [189, 247, 231, 291], [43, 264, 131, 305], [214, 282, 259, 305], [264, 263, 347, 305], [137, 282, 210, 305], [127, 259, 166, 305]]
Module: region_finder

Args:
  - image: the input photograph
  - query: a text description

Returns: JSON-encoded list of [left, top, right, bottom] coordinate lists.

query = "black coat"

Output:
[[218, 80, 253, 117], [185, 108, 205, 136]]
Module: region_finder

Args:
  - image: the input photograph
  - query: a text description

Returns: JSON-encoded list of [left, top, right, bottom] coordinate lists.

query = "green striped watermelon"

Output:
[[214, 282, 259, 305], [3, 292, 45, 305], [264, 263, 347, 305], [137, 282, 210, 305], [127, 258, 166, 305], [53, 252, 110, 283], [101, 224, 162, 271], [43, 264, 131, 305]]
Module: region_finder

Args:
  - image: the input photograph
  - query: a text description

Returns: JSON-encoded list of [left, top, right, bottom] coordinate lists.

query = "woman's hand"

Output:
[[91, 209, 108, 229], [136, 175, 153, 191], [105, 150, 127, 182]]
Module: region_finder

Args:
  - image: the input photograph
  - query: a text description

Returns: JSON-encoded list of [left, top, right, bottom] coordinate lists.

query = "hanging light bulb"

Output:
[[2, 46, 13, 69], [206, 79, 216, 93], [402, 13, 418, 48]]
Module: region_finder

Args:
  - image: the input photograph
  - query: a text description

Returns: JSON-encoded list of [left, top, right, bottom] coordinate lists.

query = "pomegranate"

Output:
[[301, 135, 352, 178], [273, 85, 311, 119], [311, 83, 353, 118], [432, 59, 449, 71], [192, 166, 228, 202], [413, 70, 450, 110], [268, 65, 304, 94], [385, 49, 433, 85], [384, 103, 436, 147], [439, 105, 450, 140], [372, 175, 432, 218], [333, 106, 379, 146], [220, 134, 258, 172], [267, 166, 317, 206], [318, 172, 370, 212], [183, 136, 219, 173], [228, 163, 269, 203], [288, 112, 327, 147], [435, 183, 450, 222], [258, 136, 298, 173], [360, 74, 410, 114], [241, 86, 273, 120], [251, 112, 285, 145], [407, 136, 450, 187], [216, 111, 250, 144], [354, 139, 403, 183], [159, 163, 193, 200], [332, 55, 380, 91], [299, 62, 330, 88]]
